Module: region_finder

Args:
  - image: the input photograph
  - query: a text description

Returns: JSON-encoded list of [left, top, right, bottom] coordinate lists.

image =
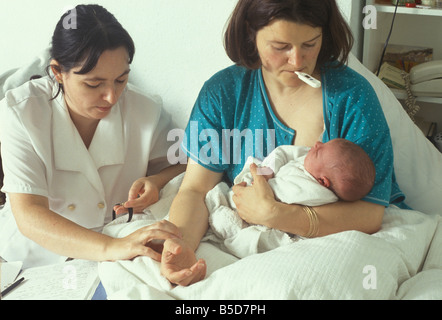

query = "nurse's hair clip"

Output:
[[112, 204, 134, 223]]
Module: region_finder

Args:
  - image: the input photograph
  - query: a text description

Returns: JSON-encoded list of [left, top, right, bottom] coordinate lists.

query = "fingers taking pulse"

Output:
[[113, 201, 131, 214], [112, 202, 134, 222]]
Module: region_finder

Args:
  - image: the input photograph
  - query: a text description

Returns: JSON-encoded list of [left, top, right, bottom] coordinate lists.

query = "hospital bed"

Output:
[[1, 50, 441, 300]]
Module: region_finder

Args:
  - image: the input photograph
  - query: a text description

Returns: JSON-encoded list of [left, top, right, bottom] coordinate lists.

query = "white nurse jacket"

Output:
[[0, 77, 173, 268]]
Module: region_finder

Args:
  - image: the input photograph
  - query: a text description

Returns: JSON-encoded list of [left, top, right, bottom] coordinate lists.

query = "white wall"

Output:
[[0, 0, 358, 129], [337, 0, 364, 60]]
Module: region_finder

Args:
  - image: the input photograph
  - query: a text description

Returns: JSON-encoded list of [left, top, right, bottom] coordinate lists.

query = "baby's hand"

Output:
[[256, 166, 274, 181]]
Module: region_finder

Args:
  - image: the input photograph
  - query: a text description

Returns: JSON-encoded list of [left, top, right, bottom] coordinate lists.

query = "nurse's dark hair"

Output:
[[47, 4, 135, 99], [224, 0, 353, 70]]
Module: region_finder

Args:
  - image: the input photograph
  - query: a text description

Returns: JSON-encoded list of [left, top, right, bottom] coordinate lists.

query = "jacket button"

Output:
[[67, 204, 76, 211], [97, 202, 105, 209]]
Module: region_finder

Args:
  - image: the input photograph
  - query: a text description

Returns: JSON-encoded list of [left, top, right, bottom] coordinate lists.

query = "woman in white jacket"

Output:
[[0, 5, 184, 268]]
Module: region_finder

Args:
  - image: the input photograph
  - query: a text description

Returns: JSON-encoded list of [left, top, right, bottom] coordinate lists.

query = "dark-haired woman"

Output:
[[161, 0, 407, 286], [0, 5, 184, 268]]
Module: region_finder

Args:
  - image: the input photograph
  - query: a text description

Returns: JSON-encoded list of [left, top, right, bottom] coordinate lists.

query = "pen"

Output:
[[1, 277, 25, 297]]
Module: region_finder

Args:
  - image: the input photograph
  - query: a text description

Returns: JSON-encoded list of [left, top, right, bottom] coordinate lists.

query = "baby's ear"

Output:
[[317, 176, 331, 188]]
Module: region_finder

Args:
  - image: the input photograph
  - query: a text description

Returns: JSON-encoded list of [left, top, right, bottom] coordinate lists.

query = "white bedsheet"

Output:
[[98, 174, 441, 300], [396, 216, 442, 300]]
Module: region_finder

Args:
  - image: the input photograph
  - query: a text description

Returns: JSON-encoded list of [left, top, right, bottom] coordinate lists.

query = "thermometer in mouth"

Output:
[[295, 71, 321, 88]]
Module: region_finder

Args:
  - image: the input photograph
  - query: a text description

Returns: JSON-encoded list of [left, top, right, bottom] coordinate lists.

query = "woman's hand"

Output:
[[105, 220, 182, 262], [113, 176, 161, 215], [114, 165, 186, 216], [160, 238, 206, 286], [232, 163, 278, 227]]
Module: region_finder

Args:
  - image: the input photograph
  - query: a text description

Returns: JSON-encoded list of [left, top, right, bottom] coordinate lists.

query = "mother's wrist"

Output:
[[266, 200, 285, 230], [268, 202, 305, 235]]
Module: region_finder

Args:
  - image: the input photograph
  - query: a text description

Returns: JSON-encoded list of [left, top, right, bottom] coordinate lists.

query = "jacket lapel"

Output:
[[88, 104, 125, 169], [52, 97, 123, 197]]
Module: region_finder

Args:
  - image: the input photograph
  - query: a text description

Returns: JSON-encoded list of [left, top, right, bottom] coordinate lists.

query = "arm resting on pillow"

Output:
[[270, 200, 384, 237]]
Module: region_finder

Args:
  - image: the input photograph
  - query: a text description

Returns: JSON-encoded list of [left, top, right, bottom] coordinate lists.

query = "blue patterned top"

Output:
[[181, 64, 406, 208]]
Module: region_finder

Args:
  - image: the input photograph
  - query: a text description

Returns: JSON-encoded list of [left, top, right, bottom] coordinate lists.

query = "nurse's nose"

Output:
[[103, 85, 117, 105], [288, 47, 304, 68]]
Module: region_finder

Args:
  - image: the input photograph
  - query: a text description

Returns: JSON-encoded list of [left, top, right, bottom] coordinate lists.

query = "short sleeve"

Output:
[[0, 98, 49, 197], [181, 82, 227, 173]]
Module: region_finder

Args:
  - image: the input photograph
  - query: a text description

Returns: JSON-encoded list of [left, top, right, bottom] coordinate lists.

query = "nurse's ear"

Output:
[[50, 59, 64, 84]]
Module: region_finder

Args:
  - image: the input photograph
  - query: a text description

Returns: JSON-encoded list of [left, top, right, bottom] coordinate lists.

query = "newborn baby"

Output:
[[236, 138, 376, 204], [206, 139, 376, 257]]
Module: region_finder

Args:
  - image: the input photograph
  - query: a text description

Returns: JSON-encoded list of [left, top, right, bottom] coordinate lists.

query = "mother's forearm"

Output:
[[168, 189, 210, 251], [269, 200, 385, 237]]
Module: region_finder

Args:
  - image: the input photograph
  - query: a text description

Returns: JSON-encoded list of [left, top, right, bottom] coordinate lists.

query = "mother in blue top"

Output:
[[161, 0, 406, 286]]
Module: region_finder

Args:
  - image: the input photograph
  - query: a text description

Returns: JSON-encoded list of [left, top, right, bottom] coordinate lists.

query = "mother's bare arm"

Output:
[[269, 200, 384, 237], [160, 159, 223, 286]]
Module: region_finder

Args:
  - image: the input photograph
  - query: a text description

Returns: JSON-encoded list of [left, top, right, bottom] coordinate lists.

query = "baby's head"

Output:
[[304, 139, 376, 202]]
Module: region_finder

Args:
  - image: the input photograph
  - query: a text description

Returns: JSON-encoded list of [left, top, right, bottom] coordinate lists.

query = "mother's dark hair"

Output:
[[224, 0, 353, 70], [49, 4, 135, 99]]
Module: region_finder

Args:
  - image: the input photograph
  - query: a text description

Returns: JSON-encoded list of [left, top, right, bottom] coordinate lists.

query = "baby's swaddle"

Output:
[[206, 145, 337, 258]]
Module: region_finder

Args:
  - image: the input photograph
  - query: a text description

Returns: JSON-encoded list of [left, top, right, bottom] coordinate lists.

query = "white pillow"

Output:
[[0, 48, 50, 100], [348, 54, 442, 216]]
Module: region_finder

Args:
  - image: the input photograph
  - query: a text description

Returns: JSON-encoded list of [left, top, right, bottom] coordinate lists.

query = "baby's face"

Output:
[[304, 141, 336, 179]]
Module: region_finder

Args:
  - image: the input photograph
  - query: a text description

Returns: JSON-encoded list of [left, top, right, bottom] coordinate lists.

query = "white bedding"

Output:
[[396, 216, 442, 300], [98, 174, 441, 300]]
